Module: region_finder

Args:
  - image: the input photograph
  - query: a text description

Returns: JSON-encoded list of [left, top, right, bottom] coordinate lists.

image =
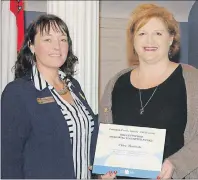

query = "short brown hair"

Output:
[[127, 3, 180, 64]]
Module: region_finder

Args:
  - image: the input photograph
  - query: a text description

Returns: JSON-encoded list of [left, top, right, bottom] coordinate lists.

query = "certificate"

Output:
[[92, 123, 166, 178]]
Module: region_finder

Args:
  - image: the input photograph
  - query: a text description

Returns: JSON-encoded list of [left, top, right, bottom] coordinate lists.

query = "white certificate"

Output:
[[92, 123, 166, 178]]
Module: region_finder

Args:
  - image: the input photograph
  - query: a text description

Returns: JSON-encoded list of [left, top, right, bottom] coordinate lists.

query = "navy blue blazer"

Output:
[[1, 75, 98, 179]]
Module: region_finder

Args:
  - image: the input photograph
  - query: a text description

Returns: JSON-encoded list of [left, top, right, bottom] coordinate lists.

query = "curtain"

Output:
[[47, 1, 99, 113]]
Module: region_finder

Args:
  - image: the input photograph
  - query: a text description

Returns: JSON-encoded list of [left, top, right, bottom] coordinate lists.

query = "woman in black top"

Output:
[[112, 65, 187, 179], [99, 3, 189, 179]]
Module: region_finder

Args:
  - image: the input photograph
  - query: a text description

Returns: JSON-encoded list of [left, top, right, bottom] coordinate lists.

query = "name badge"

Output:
[[37, 96, 55, 104]]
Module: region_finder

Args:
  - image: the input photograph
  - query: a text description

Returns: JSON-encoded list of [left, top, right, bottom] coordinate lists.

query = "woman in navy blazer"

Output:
[[1, 14, 98, 179]]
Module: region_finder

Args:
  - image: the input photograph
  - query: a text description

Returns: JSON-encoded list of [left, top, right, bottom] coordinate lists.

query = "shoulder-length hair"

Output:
[[14, 14, 78, 79], [127, 3, 180, 64]]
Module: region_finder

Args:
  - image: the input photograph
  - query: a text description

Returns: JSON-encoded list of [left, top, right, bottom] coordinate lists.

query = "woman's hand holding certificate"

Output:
[[93, 124, 166, 179], [159, 159, 175, 179]]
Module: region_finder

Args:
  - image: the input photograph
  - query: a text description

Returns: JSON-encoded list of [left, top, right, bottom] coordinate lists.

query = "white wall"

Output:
[[99, 1, 195, 98], [99, 17, 129, 98]]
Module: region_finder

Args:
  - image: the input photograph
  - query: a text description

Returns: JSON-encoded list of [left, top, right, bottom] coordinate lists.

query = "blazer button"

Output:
[[104, 107, 109, 113]]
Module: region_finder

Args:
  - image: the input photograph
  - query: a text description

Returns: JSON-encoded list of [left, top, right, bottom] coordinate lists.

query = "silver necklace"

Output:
[[137, 63, 170, 115], [139, 86, 158, 115]]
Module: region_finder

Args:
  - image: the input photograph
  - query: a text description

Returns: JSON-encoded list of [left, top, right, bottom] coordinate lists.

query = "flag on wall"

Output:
[[0, 0, 24, 93], [10, 0, 25, 51]]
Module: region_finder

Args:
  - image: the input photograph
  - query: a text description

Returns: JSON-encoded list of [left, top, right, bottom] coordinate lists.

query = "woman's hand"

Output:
[[99, 171, 117, 179], [159, 159, 175, 179], [88, 166, 117, 179]]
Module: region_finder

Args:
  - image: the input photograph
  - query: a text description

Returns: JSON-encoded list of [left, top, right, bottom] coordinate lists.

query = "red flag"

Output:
[[10, 0, 24, 51]]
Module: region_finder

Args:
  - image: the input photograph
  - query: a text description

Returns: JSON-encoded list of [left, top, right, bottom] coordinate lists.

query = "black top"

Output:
[[112, 65, 187, 176]]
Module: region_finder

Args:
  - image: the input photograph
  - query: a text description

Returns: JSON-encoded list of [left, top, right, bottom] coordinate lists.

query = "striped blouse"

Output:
[[31, 66, 94, 179]]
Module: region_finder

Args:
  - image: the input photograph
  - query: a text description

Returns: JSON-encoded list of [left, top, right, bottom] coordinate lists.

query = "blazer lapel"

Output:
[[70, 84, 95, 117], [27, 85, 72, 148]]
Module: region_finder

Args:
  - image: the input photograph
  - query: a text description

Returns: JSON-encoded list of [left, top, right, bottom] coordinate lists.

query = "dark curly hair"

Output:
[[14, 14, 78, 79]]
